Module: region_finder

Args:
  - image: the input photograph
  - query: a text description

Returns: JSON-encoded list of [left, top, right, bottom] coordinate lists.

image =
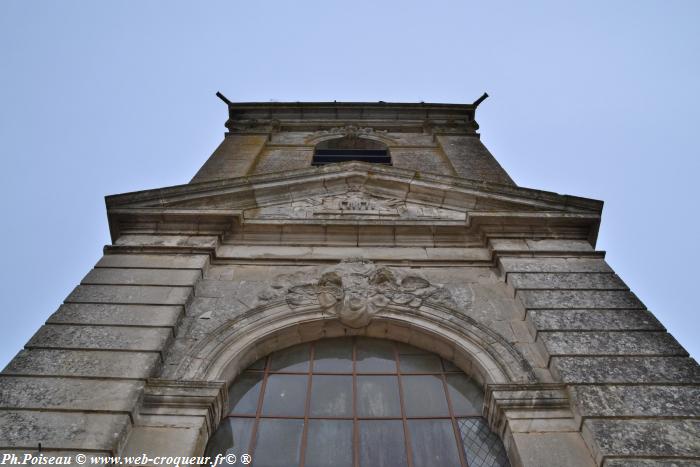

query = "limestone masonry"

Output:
[[0, 98, 698, 466]]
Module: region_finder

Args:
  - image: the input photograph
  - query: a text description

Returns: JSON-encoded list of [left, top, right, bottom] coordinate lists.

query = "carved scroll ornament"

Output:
[[258, 259, 455, 328]]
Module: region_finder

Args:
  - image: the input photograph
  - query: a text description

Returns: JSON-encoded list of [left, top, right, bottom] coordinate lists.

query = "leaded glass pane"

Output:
[[205, 418, 254, 459], [313, 337, 353, 372], [446, 373, 483, 416], [358, 420, 408, 467], [442, 358, 461, 372], [269, 343, 310, 372], [253, 419, 304, 467], [356, 338, 396, 373], [402, 375, 449, 417], [248, 357, 266, 370], [395, 342, 429, 355], [309, 375, 352, 417], [458, 418, 511, 467], [206, 338, 511, 466], [399, 354, 443, 373], [357, 375, 401, 417], [261, 374, 307, 416], [228, 371, 263, 415], [408, 419, 462, 467], [304, 419, 353, 467]]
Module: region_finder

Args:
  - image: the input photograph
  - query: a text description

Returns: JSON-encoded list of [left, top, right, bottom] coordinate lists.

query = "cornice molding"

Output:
[[484, 383, 572, 437], [139, 379, 227, 441], [105, 163, 603, 244]]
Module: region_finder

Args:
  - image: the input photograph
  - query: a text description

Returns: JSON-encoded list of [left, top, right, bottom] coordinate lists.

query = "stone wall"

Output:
[[2, 229, 697, 465], [0, 247, 212, 455], [191, 131, 512, 183], [493, 239, 700, 466]]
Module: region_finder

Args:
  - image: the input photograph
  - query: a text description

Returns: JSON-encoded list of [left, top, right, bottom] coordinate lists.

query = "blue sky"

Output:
[[0, 1, 698, 367]]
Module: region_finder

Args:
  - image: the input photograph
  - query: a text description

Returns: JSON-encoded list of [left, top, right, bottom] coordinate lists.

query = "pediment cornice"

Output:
[[105, 162, 602, 243]]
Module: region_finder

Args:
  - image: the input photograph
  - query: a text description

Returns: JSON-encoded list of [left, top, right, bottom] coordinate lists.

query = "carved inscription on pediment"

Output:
[[258, 259, 461, 328], [247, 191, 465, 220]]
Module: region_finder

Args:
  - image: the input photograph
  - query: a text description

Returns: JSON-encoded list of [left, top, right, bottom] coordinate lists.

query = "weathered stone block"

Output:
[[524, 239, 594, 252], [392, 147, 454, 175], [508, 273, 626, 290], [511, 432, 596, 467], [528, 309, 663, 332], [604, 459, 700, 467], [115, 235, 217, 248], [539, 331, 686, 358], [82, 268, 201, 286], [48, 304, 182, 327], [550, 356, 700, 384], [0, 411, 130, 451], [358, 225, 394, 246], [66, 285, 191, 305], [190, 134, 267, 181], [583, 419, 700, 460], [96, 254, 208, 269], [490, 239, 528, 251], [517, 290, 643, 309], [195, 280, 240, 299], [571, 385, 700, 418], [3, 349, 159, 379], [436, 135, 514, 184], [499, 257, 612, 274], [252, 148, 312, 174], [0, 376, 143, 413], [27, 325, 171, 353]]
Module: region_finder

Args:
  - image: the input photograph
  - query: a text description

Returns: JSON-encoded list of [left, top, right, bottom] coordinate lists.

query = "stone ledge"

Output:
[[508, 273, 627, 291], [114, 235, 218, 249], [0, 376, 144, 418], [550, 356, 700, 384], [26, 325, 172, 355], [2, 349, 160, 380], [82, 268, 201, 287], [498, 257, 612, 274], [65, 285, 192, 306], [0, 411, 130, 452], [570, 384, 700, 418], [48, 304, 183, 328], [528, 309, 664, 335], [582, 419, 700, 465], [517, 290, 644, 310], [96, 254, 209, 270], [604, 459, 700, 467], [538, 331, 687, 362], [491, 239, 594, 253]]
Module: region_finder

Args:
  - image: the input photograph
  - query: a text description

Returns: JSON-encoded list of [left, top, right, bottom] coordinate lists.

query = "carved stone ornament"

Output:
[[258, 259, 456, 328], [248, 191, 466, 220], [306, 125, 390, 142]]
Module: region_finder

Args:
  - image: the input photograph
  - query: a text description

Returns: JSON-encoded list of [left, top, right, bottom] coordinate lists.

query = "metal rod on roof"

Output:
[[216, 91, 233, 106], [472, 92, 489, 108]]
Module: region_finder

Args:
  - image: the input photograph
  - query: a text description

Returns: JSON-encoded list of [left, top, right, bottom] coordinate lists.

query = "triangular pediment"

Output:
[[245, 190, 467, 222], [108, 162, 601, 213], [105, 162, 602, 241]]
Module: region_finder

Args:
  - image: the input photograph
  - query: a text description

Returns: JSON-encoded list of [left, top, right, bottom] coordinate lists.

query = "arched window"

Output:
[[312, 137, 391, 166], [206, 337, 510, 467]]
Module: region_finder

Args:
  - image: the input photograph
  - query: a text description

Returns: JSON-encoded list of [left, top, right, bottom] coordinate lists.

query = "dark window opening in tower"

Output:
[[312, 136, 391, 166]]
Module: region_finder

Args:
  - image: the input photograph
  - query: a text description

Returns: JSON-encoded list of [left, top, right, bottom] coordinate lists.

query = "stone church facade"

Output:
[[0, 98, 698, 466]]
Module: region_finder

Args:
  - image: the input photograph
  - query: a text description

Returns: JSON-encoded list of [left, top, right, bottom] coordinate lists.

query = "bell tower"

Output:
[[0, 96, 697, 466]]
